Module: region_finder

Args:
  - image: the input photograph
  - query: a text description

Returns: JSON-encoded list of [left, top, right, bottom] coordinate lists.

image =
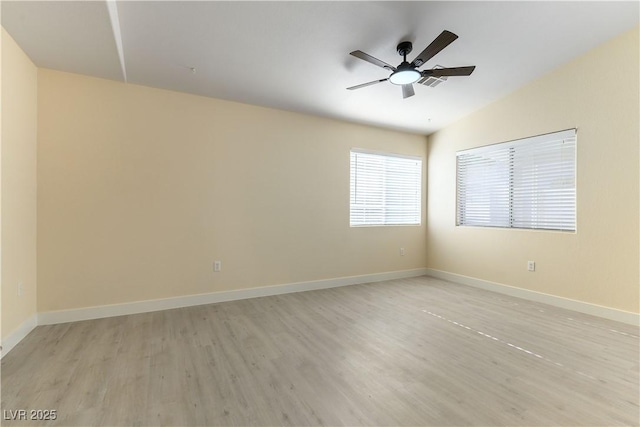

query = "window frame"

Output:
[[456, 129, 577, 232], [350, 148, 423, 227]]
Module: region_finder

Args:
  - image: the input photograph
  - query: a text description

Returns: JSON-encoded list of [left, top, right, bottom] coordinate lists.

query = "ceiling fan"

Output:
[[347, 30, 476, 99]]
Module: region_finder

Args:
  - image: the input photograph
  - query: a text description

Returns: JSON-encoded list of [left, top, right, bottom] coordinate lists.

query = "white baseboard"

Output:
[[20, 266, 636, 352], [38, 268, 429, 326], [1, 314, 38, 359], [425, 268, 640, 326]]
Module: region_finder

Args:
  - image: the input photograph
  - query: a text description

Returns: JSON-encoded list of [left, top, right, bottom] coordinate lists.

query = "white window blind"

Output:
[[457, 129, 576, 231], [350, 149, 422, 226]]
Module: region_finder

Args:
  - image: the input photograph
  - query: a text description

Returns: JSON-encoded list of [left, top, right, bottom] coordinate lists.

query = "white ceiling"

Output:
[[2, 1, 638, 135]]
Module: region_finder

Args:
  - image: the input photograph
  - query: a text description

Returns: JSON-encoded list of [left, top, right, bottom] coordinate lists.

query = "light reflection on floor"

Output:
[[421, 309, 599, 381]]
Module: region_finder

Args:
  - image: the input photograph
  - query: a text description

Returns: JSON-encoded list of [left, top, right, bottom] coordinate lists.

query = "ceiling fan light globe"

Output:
[[389, 69, 421, 85]]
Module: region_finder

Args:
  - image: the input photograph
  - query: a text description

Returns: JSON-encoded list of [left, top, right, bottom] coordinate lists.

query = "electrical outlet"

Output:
[[214, 261, 221, 272], [17, 282, 24, 297], [400, 247, 405, 256], [527, 261, 535, 272]]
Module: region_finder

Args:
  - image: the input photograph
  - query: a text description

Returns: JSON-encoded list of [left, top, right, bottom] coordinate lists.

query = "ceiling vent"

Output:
[[418, 65, 448, 88]]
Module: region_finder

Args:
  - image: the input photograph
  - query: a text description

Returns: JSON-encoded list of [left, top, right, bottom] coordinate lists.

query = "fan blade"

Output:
[[410, 30, 458, 67], [347, 78, 389, 90], [422, 66, 476, 77], [350, 51, 397, 71], [402, 84, 415, 99]]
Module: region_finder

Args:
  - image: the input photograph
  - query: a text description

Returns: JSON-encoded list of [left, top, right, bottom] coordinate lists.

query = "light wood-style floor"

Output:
[[2, 276, 639, 426]]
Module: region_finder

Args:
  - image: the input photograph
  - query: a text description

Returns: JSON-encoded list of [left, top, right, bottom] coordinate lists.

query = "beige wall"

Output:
[[37, 69, 427, 312], [1, 28, 38, 338], [426, 26, 639, 313]]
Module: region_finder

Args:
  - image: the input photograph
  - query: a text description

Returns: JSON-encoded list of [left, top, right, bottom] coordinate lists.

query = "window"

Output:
[[350, 149, 422, 226], [456, 129, 576, 231]]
